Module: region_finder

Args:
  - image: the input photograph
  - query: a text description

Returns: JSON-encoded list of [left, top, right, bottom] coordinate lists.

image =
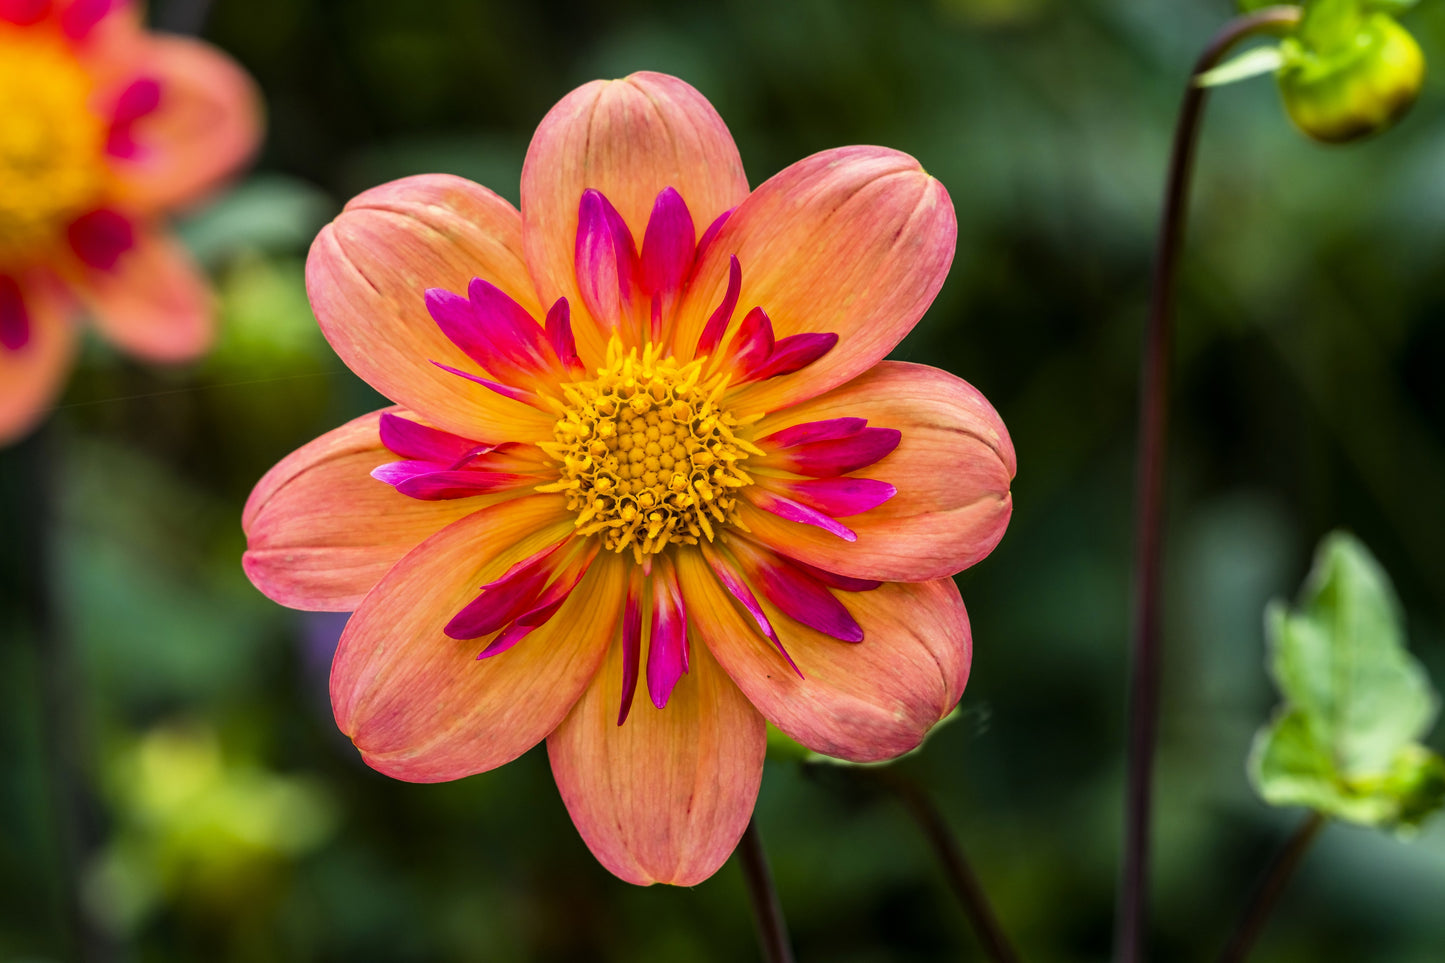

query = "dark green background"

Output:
[[4, 0, 1445, 959]]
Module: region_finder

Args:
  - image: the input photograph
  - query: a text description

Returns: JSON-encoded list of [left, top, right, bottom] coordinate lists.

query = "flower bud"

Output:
[[1277, 12, 1425, 143]]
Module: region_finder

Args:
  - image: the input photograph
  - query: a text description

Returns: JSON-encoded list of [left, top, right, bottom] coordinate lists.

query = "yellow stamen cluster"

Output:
[[539, 341, 761, 562], [0, 29, 107, 267]]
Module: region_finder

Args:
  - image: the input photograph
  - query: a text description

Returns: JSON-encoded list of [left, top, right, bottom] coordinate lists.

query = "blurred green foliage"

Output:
[[1251, 532, 1445, 830], [4, 0, 1445, 960]]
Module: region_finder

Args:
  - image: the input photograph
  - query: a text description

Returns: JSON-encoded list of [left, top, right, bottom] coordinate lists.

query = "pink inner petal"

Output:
[[749, 332, 839, 381], [771, 427, 902, 477], [574, 188, 640, 336], [762, 417, 867, 449], [695, 254, 741, 358], [378, 412, 480, 463], [646, 568, 690, 709], [425, 281, 548, 383], [394, 470, 529, 501], [544, 297, 582, 372], [67, 209, 135, 271], [639, 186, 695, 302], [728, 306, 774, 374], [478, 547, 595, 658], [773, 476, 897, 518], [617, 574, 644, 725], [750, 551, 864, 643], [702, 545, 800, 678], [370, 459, 442, 486], [468, 277, 551, 370], [0, 276, 29, 351], [749, 489, 857, 542], [444, 541, 565, 640]]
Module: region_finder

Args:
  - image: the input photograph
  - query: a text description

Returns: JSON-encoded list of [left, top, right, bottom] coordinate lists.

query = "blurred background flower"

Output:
[[3, 0, 1445, 959], [0, 0, 261, 444]]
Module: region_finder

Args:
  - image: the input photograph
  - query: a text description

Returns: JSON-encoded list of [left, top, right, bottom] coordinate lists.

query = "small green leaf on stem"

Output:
[[1196, 46, 1287, 88], [1250, 532, 1445, 832]]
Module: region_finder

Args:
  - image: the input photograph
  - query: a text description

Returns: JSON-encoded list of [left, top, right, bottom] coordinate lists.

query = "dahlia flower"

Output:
[[0, 0, 260, 443], [243, 72, 1014, 885]]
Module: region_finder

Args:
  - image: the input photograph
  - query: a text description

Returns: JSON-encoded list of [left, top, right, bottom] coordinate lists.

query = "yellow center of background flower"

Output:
[[540, 341, 760, 562], [0, 29, 108, 267]]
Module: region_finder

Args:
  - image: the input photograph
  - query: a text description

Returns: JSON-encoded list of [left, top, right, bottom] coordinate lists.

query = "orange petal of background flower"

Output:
[[547, 632, 764, 885], [242, 408, 498, 611], [677, 147, 955, 415], [110, 34, 262, 213], [307, 174, 555, 441], [520, 71, 748, 363], [77, 227, 213, 361], [745, 361, 1015, 582], [0, 275, 76, 445], [678, 550, 970, 762], [333, 495, 616, 783]]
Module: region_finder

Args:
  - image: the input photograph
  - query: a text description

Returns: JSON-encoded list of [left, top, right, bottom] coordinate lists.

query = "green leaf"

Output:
[[1250, 532, 1445, 830], [1196, 46, 1287, 88]]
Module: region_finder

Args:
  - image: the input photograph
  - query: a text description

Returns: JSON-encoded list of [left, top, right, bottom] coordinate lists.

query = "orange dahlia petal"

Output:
[[242, 408, 504, 612], [678, 549, 970, 762], [744, 361, 1015, 582], [306, 174, 555, 441], [520, 71, 748, 363], [675, 146, 956, 415], [333, 495, 611, 783], [547, 631, 764, 885]]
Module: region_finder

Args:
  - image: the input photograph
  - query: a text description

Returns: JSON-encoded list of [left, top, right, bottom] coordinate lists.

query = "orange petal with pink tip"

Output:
[[744, 361, 1014, 582], [547, 627, 764, 886], [242, 407, 510, 612], [307, 174, 557, 441], [0, 274, 76, 445], [676, 146, 955, 414], [333, 495, 613, 783], [678, 550, 970, 762], [520, 71, 748, 362], [76, 226, 213, 361], [109, 34, 262, 213]]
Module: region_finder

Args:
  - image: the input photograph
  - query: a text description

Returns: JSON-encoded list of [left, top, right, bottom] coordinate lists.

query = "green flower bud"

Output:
[[1277, 12, 1425, 143]]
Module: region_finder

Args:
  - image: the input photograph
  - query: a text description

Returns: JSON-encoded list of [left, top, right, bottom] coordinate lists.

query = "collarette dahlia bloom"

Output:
[[0, 0, 260, 443], [243, 72, 1015, 885]]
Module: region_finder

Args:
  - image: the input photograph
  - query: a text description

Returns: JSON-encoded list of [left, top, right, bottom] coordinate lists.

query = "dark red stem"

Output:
[[1117, 8, 1302, 963], [1217, 814, 1326, 963], [738, 816, 795, 963]]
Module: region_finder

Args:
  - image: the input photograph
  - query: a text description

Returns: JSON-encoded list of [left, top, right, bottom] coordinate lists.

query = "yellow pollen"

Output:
[[538, 340, 761, 562], [0, 28, 108, 268]]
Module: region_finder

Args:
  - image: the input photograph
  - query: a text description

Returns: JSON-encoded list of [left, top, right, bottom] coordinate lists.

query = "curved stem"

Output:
[[1217, 814, 1326, 963], [1116, 8, 1302, 963], [738, 816, 795, 963], [884, 773, 1022, 963]]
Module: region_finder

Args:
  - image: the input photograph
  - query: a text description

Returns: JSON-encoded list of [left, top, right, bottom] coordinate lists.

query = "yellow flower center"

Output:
[[0, 28, 108, 267], [540, 341, 760, 562]]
